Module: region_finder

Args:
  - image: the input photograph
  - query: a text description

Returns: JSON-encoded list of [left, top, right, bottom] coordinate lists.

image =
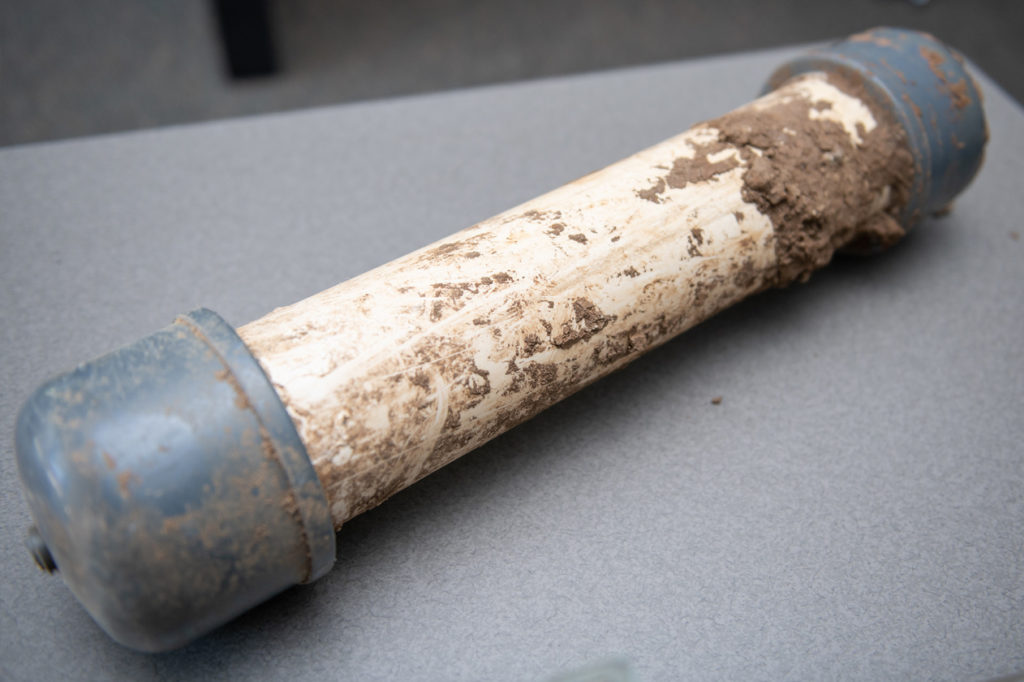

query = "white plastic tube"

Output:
[[239, 73, 895, 527]]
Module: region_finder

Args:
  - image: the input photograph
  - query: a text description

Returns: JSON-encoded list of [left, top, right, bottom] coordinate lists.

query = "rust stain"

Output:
[[214, 367, 250, 409], [849, 31, 894, 47], [901, 92, 923, 123], [117, 470, 139, 496], [919, 45, 973, 111], [920, 45, 946, 73], [879, 57, 907, 85], [946, 79, 971, 110]]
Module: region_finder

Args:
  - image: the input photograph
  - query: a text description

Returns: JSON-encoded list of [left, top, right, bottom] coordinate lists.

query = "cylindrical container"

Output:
[[14, 27, 987, 651]]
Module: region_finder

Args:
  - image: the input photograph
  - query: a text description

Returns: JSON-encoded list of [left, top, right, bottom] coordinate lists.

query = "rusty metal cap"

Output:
[[15, 309, 335, 652], [766, 26, 988, 225]]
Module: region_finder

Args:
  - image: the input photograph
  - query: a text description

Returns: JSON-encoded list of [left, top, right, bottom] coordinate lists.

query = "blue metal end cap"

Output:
[[766, 27, 988, 224], [15, 309, 335, 652]]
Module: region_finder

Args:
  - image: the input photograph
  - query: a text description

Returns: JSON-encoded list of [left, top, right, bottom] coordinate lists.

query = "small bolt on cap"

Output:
[[26, 526, 57, 573]]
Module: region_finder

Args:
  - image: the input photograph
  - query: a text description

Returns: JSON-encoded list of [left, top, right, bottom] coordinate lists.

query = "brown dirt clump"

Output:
[[638, 72, 915, 285], [711, 72, 915, 285]]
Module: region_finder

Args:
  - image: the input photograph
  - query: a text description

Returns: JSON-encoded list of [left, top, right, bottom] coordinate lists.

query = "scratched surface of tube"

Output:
[[239, 73, 903, 527]]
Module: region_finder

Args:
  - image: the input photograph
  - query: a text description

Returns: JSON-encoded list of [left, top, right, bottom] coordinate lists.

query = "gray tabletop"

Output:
[[1, 44, 1022, 682]]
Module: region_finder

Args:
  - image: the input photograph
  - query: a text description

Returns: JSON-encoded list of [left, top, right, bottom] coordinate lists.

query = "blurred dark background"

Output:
[[1, 0, 1021, 148]]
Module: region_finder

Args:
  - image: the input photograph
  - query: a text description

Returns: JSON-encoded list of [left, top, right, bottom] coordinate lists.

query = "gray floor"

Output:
[[1, 0, 1022, 148]]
